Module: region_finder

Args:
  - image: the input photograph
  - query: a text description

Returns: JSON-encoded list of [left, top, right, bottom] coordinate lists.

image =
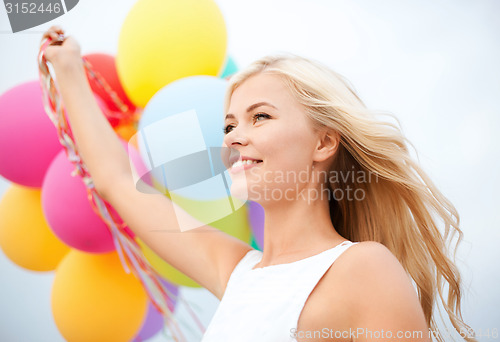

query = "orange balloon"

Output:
[[52, 250, 148, 342], [114, 115, 141, 144], [0, 184, 69, 271]]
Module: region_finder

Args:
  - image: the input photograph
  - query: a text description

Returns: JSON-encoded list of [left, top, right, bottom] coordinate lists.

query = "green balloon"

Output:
[[220, 56, 238, 78], [250, 234, 262, 251]]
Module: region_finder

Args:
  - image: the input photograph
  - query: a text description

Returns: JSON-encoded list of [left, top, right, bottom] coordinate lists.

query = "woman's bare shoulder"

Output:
[[323, 241, 429, 340], [334, 240, 404, 271], [332, 241, 418, 301]]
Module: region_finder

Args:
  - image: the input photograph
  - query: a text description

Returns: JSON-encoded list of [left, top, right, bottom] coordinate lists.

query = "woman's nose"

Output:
[[223, 126, 249, 146]]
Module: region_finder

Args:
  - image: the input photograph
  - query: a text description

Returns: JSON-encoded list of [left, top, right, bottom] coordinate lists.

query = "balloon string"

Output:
[[38, 36, 206, 341]]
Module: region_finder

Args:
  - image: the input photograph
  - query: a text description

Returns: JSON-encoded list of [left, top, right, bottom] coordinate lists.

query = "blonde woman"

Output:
[[42, 26, 475, 342]]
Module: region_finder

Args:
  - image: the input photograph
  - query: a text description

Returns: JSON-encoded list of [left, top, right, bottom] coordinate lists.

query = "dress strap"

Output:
[[230, 249, 263, 278]]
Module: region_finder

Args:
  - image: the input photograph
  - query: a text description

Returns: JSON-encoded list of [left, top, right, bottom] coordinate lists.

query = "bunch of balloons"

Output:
[[0, 0, 265, 340]]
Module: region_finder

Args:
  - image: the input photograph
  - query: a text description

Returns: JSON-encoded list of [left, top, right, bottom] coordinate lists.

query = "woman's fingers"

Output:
[[41, 25, 82, 66], [43, 35, 82, 66], [48, 25, 64, 35], [42, 25, 65, 42], [50, 25, 63, 32]]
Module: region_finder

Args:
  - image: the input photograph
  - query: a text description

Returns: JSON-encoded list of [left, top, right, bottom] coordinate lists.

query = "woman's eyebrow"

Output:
[[246, 101, 277, 112], [225, 102, 277, 120]]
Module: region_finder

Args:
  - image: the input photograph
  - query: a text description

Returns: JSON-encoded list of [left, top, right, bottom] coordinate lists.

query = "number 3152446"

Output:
[[5, 2, 62, 14]]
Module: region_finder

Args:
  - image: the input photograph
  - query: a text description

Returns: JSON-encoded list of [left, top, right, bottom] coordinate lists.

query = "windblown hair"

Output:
[[224, 54, 475, 342]]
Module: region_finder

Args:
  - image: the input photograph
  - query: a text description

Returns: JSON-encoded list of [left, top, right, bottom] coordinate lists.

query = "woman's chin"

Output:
[[230, 183, 269, 204], [229, 183, 249, 202]]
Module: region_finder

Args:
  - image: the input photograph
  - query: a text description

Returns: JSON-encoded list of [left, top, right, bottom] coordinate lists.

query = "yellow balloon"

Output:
[[139, 197, 252, 287], [52, 250, 148, 342], [0, 184, 69, 271], [117, 0, 227, 107]]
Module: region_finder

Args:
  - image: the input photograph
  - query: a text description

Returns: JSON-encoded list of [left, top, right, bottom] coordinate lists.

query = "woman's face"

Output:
[[223, 72, 320, 203]]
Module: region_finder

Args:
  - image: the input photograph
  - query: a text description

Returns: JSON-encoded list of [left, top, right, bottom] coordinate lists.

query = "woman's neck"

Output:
[[256, 195, 346, 267]]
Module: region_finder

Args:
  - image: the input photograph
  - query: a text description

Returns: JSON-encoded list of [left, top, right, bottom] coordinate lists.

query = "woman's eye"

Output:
[[223, 125, 234, 135], [223, 113, 270, 134], [253, 113, 271, 122]]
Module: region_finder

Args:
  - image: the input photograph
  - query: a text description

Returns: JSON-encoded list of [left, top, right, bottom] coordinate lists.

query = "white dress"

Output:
[[201, 240, 358, 341]]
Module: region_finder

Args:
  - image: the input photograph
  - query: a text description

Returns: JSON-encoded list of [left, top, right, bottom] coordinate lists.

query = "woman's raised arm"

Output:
[[43, 26, 132, 192], [41, 26, 253, 300]]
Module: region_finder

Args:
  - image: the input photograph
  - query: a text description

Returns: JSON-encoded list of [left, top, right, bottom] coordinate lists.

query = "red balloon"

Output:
[[83, 53, 137, 127]]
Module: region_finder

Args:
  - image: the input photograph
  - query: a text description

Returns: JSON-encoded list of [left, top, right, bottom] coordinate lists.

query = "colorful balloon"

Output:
[[133, 301, 164, 341], [41, 150, 115, 253], [138, 75, 227, 150], [0, 80, 62, 187], [117, 0, 227, 107], [248, 201, 264, 249], [84, 53, 136, 112], [0, 185, 70, 271], [115, 120, 139, 144], [133, 279, 179, 342], [136, 76, 229, 202], [52, 250, 148, 342], [250, 234, 261, 251], [220, 55, 239, 79], [41, 140, 148, 253], [84, 53, 137, 127]]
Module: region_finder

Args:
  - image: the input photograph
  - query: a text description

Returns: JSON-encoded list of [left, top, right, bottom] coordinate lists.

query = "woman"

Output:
[[42, 26, 475, 342]]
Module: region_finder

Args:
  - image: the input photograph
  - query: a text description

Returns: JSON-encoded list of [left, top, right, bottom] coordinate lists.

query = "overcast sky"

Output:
[[1, 0, 499, 341]]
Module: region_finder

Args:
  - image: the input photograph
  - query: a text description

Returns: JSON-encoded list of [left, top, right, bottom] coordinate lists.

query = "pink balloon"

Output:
[[0, 81, 62, 187], [42, 150, 115, 253], [41, 139, 152, 253]]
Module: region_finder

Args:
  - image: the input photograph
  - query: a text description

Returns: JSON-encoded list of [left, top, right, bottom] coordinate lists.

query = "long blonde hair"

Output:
[[225, 54, 475, 342]]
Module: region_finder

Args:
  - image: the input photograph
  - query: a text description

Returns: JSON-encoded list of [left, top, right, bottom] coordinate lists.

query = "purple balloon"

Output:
[[133, 279, 179, 341], [0, 80, 62, 187], [162, 277, 179, 314], [248, 201, 264, 249]]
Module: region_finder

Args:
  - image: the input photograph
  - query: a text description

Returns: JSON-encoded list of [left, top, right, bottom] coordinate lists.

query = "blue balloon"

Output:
[[135, 76, 247, 219], [138, 75, 227, 149]]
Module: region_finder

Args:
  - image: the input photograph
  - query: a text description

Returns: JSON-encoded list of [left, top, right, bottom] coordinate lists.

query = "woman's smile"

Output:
[[229, 159, 263, 174]]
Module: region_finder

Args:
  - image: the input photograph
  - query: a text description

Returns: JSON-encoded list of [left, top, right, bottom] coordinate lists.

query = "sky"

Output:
[[1, 0, 499, 341]]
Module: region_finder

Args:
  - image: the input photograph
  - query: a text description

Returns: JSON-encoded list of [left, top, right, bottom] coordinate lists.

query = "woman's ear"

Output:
[[313, 129, 340, 162]]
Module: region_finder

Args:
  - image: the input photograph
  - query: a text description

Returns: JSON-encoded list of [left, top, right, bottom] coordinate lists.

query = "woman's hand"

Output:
[[41, 25, 82, 69]]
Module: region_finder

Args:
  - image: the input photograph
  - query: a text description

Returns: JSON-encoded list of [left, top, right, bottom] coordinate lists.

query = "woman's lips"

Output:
[[229, 160, 262, 174]]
